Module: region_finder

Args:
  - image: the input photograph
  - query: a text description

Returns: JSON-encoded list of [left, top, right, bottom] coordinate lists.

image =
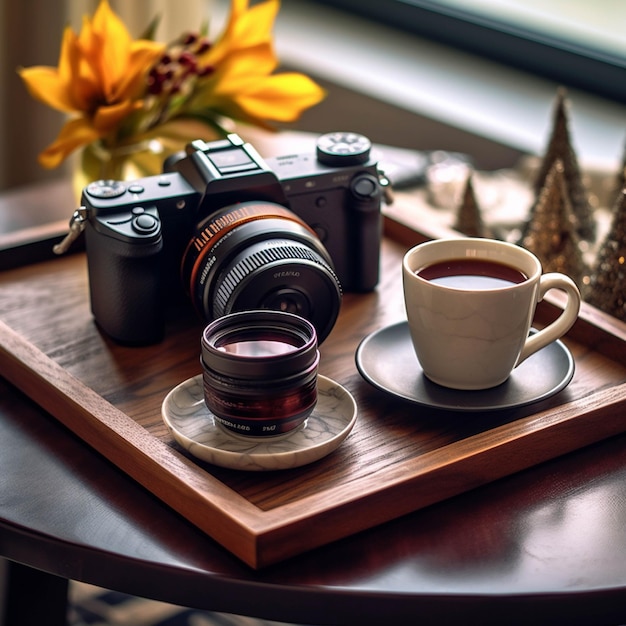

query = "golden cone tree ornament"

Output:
[[520, 159, 587, 289], [531, 88, 596, 242], [610, 140, 626, 209], [454, 174, 493, 238], [586, 188, 626, 321]]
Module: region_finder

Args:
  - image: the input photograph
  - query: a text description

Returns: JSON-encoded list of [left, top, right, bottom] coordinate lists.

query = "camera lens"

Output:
[[181, 201, 342, 343], [262, 288, 309, 315], [201, 310, 319, 437]]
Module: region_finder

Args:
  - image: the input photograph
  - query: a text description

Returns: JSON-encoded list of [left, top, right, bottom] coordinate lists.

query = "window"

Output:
[[313, 0, 626, 103]]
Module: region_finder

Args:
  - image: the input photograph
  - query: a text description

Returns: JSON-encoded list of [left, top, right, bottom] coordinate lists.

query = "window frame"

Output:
[[312, 0, 625, 104]]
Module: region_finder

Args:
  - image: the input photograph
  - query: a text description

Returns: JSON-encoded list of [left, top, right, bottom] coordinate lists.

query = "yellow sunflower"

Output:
[[18, 0, 326, 171], [18, 0, 164, 169]]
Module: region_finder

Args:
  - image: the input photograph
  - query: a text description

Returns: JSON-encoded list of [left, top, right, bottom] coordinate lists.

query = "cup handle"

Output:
[[516, 273, 581, 366]]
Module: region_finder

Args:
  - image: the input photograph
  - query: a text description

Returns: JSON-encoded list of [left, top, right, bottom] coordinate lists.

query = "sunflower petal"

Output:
[[94, 100, 144, 134], [18, 65, 77, 113], [197, 45, 278, 101], [231, 0, 278, 48], [207, 0, 279, 67], [229, 73, 326, 123], [225, 43, 278, 80], [38, 118, 101, 169], [114, 41, 165, 102], [90, 0, 133, 97]]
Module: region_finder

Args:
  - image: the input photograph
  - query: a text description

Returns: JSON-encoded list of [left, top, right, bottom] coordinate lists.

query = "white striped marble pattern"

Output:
[[162, 375, 357, 470]]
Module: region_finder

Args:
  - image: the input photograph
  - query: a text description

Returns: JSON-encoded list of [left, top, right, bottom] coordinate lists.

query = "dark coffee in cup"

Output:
[[416, 258, 527, 290]]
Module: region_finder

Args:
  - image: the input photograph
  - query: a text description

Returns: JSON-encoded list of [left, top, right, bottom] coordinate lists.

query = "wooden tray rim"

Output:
[[0, 213, 625, 568]]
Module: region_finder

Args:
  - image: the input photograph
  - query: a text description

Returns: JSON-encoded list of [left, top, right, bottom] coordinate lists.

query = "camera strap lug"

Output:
[[53, 207, 88, 255], [378, 171, 394, 205]]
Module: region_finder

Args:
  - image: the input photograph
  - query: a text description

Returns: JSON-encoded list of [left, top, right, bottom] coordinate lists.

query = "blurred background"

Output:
[[0, 0, 211, 190], [1, 0, 624, 190]]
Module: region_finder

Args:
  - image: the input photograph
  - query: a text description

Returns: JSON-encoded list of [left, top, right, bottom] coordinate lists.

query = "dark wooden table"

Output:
[[1, 172, 626, 626]]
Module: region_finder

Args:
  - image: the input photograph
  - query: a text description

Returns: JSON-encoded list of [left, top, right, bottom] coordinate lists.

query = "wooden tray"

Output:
[[0, 203, 625, 568]]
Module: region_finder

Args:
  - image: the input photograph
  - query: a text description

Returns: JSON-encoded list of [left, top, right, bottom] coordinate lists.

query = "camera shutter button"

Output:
[[132, 213, 159, 234], [351, 174, 379, 198]]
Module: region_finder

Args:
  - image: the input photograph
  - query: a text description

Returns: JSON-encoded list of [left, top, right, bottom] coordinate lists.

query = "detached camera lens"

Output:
[[201, 310, 319, 437]]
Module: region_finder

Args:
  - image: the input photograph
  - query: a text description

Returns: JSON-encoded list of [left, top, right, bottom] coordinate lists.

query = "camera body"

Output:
[[81, 132, 383, 344]]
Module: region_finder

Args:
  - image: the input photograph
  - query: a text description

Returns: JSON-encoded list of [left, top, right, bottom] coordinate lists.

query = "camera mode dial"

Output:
[[316, 132, 371, 167], [86, 179, 127, 199]]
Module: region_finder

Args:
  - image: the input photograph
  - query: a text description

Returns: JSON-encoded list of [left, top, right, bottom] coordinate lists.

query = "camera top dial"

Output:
[[86, 179, 127, 199], [316, 132, 371, 167]]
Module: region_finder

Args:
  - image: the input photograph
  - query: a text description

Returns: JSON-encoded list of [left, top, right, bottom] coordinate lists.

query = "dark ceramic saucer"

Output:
[[355, 321, 574, 412]]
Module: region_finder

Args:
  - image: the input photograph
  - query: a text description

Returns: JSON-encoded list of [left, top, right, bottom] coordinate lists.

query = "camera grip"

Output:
[[349, 174, 382, 292], [85, 226, 164, 344]]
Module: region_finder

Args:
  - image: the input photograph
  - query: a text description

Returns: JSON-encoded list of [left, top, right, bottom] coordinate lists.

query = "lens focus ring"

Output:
[[214, 242, 338, 318], [182, 201, 343, 344]]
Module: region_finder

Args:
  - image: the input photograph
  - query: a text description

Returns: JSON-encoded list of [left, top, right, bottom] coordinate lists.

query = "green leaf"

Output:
[[140, 14, 162, 41]]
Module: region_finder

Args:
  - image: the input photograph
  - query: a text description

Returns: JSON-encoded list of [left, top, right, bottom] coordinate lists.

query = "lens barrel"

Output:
[[181, 201, 342, 343], [201, 310, 319, 437]]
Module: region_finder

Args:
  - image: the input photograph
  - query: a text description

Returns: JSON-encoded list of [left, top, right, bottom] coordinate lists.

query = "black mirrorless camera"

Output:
[[76, 132, 384, 345]]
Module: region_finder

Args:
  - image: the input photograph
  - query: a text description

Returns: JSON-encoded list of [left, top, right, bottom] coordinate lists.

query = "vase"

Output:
[[73, 138, 178, 200], [72, 119, 231, 200]]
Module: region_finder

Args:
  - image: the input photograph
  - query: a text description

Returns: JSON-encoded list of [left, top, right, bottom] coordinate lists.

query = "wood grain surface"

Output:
[[0, 210, 624, 568]]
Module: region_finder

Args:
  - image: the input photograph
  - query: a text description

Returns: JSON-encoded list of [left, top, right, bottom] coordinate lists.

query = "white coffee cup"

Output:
[[402, 237, 581, 390]]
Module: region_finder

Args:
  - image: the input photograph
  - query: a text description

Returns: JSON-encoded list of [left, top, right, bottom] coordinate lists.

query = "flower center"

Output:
[[147, 33, 214, 97]]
